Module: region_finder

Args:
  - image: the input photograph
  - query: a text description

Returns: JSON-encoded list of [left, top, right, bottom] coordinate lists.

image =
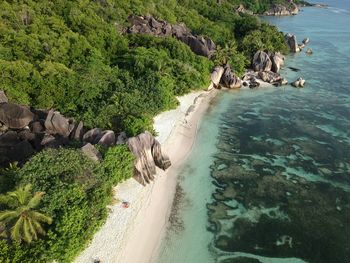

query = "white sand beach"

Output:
[[74, 88, 218, 263]]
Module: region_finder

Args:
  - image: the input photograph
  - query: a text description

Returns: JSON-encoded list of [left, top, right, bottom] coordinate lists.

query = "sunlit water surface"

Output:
[[157, 1, 350, 262]]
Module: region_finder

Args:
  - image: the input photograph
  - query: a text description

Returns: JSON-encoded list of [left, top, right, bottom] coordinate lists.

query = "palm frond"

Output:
[[29, 211, 52, 224], [27, 192, 45, 209], [0, 195, 19, 209], [0, 210, 19, 223], [11, 216, 24, 242], [8, 185, 32, 205], [23, 219, 33, 243], [31, 219, 46, 236], [27, 218, 38, 240], [0, 184, 52, 243]]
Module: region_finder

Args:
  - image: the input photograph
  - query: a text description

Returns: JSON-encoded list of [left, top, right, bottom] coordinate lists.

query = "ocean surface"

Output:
[[156, 1, 350, 263]]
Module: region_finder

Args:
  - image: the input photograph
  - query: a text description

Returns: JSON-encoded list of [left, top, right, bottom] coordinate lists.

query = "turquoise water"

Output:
[[157, 2, 350, 263]]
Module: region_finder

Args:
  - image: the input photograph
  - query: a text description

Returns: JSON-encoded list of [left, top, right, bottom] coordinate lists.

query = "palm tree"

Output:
[[0, 184, 52, 244]]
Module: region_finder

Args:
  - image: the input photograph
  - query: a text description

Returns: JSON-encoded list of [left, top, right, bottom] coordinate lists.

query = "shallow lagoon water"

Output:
[[157, 2, 350, 263]]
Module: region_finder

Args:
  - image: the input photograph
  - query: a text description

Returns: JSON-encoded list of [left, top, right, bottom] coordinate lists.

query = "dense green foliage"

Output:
[[0, 147, 134, 262], [0, 0, 290, 261], [0, 0, 287, 136]]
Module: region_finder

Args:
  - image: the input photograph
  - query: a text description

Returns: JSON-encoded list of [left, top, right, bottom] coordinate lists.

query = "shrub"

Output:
[[0, 147, 134, 262]]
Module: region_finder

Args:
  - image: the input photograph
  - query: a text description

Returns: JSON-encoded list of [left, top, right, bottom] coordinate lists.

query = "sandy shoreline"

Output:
[[75, 88, 218, 263]]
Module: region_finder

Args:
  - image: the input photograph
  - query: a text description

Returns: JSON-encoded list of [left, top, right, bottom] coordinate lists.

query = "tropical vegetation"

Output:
[[0, 0, 291, 261], [0, 184, 52, 244]]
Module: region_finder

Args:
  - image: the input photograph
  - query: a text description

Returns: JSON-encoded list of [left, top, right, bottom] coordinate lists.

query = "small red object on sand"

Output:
[[122, 201, 130, 208]]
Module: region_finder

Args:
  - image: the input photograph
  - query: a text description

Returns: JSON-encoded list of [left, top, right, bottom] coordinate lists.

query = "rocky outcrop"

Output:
[[292, 77, 306, 88], [236, 4, 254, 15], [306, 48, 313, 55], [220, 65, 241, 89], [210, 64, 241, 89], [264, 3, 299, 16], [285, 33, 300, 52], [302, 38, 310, 45], [0, 103, 34, 129], [83, 128, 104, 144], [127, 15, 215, 58], [249, 51, 287, 86], [258, 71, 284, 84], [0, 100, 120, 166], [70, 121, 84, 140], [0, 91, 8, 104], [127, 131, 171, 185], [210, 66, 225, 88], [81, 143, 102, 162], [252, 51, 272, 72], [243, 70, 287, 87], [270, 52, 285, 73], [242, 71, 261, 89], [0, 91, 171, 187], [44, 110, 73, 137], [116, 132, 128, 145], [98, 130, 116, 147]]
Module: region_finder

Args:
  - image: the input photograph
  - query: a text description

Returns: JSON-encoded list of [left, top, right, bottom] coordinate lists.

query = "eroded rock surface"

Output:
[[220, 65, 241, 89], [292, 77, 306, 88], [252, 51, 272, 72], [211, 66, 225, 88], [127, 15, 215, 57], [264, 3, 299, 16], [127, 131, 171, 185], [0, 103, 34, 129], [270, 52, 285, 73], [44, 110, 72, 137], [285, 33, 300, 52]]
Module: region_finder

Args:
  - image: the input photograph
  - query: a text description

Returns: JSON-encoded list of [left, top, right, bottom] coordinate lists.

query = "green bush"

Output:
[[100, 145, 135, 185], [0, 146, 134, 262]]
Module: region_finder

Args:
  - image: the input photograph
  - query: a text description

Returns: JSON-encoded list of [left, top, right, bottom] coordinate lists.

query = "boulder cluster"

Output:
[[285, 33, 311, 53], [264, 2, 299, 16], [242, 51, 287, 87], [127, 15, 215, 58], [210, 64, 241, 89], [0, 91, 171, 185]]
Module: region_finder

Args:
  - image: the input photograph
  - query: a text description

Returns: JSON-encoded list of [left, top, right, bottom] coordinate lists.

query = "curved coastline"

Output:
[[74, 88, 218, 263]]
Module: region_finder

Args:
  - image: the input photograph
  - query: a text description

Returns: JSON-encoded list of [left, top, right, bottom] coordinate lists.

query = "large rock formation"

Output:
[[44, 110, 72, 137], [250, 51, 286, 86], [264, 2, 299, 16], [127, 131, 171, 185], [252, 51, 272, 72], [127, 15, 215, 57], [220, 65, 241, 89], [270, 52, 285, 73], [0, 103, 34, 129], [258, 71, 284, 84], [83, 128, 104, 144], [285, 33, 300, 52], [210, 64, 241, 89], [210, 66, 225, 88], [98, 130, 116, 147], [0, 91, 122, 167]]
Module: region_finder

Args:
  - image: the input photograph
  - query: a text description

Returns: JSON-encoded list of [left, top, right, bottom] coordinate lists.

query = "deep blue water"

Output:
[[157, 2, 350, 263]]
